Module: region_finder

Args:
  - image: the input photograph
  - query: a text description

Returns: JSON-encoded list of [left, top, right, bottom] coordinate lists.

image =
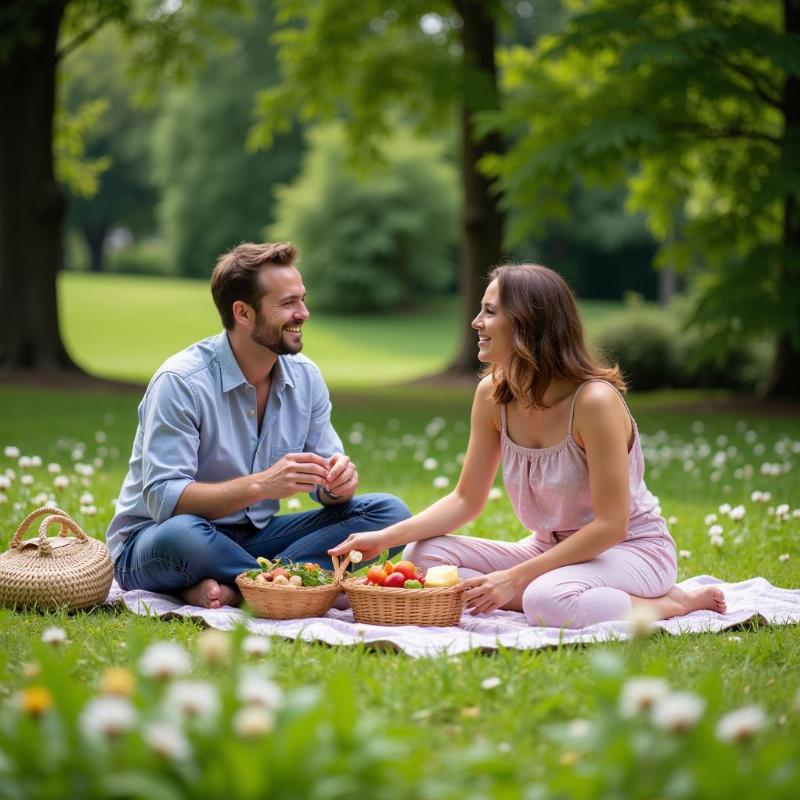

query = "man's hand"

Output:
[[322, 453, 358, 501], [258, 452, 330, 499]]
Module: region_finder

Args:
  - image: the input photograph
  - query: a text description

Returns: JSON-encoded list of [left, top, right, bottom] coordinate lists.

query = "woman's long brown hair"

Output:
[[483, 264, 626, 408]]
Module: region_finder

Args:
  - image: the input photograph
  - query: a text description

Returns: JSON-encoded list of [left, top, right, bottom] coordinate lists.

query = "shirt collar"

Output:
[[214, 331, 296, 393]]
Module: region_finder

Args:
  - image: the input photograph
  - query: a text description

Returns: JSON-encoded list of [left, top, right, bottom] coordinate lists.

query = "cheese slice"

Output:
[[424, 564, 460, 587]]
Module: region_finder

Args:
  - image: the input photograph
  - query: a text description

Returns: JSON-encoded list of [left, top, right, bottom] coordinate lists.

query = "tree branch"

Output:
[[710, 54, 783, 111], [56, 10, 118, 62], [665, 121, 781, 146]]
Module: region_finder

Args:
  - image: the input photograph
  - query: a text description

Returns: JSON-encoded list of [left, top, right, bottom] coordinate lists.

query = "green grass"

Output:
[[59, 272, 644, 387], [0, 382, 798, 793]]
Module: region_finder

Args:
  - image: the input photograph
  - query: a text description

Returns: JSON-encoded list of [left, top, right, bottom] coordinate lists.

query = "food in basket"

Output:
[[365, 558, 426, 588], [423, 565, 460, 587], [247, 556, 334, 587]]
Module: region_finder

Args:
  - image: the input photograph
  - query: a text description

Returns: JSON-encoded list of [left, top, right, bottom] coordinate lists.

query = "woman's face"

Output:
[[472, 279, 513, 366]]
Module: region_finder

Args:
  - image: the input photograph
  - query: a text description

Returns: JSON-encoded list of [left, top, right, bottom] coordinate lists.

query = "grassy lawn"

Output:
[[0, 377, 798, 795], [59, 272, 642, 387]]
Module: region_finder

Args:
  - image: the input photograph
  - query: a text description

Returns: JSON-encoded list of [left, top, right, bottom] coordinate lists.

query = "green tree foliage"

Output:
[[61, 25, 159, 272], [271, 124, 458, 312], [481, 0, 800, 396], [153, 0, 303, 279]]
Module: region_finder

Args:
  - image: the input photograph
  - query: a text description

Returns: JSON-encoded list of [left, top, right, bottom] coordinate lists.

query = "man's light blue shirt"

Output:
[[106, 332, 343, 562]]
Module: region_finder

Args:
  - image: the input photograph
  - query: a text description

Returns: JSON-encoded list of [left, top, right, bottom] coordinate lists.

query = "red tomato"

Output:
[[393, 561, 417, 581], [367, 566, 387, 586], [383, 571, 407, 589], [383, 560, 394, 575]]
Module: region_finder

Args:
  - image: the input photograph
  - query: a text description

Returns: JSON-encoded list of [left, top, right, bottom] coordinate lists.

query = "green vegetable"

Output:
[[404, 580, 423, 589]]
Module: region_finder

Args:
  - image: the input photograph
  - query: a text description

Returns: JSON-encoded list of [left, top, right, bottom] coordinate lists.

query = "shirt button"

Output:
[[248, 408, 256, 417]]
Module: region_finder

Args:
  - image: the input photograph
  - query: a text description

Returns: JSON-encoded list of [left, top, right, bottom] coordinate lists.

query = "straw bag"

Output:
[[0, 507, 113, 610], [235, 554, 350, 620], [343, 576, 467, 627]]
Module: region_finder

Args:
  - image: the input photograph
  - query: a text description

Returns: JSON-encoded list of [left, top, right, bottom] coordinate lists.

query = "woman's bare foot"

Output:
[[181, 579, 241, 609], [631, 585, 726, 620]]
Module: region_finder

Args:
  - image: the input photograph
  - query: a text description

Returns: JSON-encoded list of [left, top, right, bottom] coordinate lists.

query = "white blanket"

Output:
[[107, 575, 800, 659]]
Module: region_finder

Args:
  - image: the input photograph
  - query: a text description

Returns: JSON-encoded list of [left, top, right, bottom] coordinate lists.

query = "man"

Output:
[[107, 241, 410, 608]]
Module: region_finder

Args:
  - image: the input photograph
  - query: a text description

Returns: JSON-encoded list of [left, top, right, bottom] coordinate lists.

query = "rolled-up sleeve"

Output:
[[140, 372, 200, 522], [304, 368, 344, 502]]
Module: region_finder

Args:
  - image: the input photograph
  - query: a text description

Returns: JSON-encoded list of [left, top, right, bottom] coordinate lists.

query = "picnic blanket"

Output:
[[107, 575, 800, 659]]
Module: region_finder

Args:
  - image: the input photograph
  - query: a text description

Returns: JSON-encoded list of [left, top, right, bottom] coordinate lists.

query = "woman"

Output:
[[330, 264, 726, 628]]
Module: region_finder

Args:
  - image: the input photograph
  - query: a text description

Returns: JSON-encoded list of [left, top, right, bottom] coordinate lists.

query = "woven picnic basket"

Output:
[[235, 554, 351, 620], [343, 577, 467, 627], [0, 507, 113, 610]]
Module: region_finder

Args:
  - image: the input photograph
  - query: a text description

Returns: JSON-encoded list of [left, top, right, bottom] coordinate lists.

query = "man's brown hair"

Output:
[[483, 263, 626, 408], [210, 242, 298, 329]]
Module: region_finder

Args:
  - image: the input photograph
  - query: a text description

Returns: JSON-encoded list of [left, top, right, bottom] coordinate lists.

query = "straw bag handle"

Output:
[[330, 553, 352, 583], [10, 507, 88, 555]]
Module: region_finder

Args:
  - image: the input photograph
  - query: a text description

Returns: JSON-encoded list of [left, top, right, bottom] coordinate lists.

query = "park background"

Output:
[[1, 1, 799, 798]]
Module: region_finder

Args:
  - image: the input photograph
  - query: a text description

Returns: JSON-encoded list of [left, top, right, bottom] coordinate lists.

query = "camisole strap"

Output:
[[568, 379, 633, 433]]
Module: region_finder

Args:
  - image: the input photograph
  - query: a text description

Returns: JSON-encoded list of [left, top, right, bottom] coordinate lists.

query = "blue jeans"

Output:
[[114, 493, 411, 594]]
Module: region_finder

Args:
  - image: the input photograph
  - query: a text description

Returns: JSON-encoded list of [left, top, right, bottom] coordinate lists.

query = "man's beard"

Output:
[[251, 315, 302, 356]]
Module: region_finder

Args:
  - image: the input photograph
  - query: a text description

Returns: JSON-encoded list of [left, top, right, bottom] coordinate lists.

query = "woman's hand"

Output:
[[328, 531, 390, 562], [462, 570, 519, 615]]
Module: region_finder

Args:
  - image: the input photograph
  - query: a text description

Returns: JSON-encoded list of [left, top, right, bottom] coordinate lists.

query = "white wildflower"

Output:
[[778, 554, 790, 563], [41, 627, 68, 646], [667, 516, 678, 526], [776, 503, 790, 517], [53, 476, 69, 490], [718, 503, 731, 515], [348, 430, 363, 445], [3, 446, 20, 458], [423, 457, 438, 471], [679, 549, 691, 559], [80, 504, 97, 516], [729, 505, 746, 521], [196, 629, 231, 666], [627, 604, 658, 637], [233, 706, 274, 738], [242, 635, 272, 657], [80, 697, 136, 739], [30, 455, 42, 467], [20, 474, 34, 486], [138, 641, 191, 680], [165, 680, 219, 721], [143, 721, 190, 761], [47, 463, 61, 474], [79, 492, 94, 505], [651, 691, 705, 733], [704, 513, 717, 525], [286, 498, 301, 511], [566, 719, 593, 740], [95, 431, 107, 444], [481, 676, 502, 690], [488, 487, 503, 501], [708, 524, 724, 537], [619, 677, 670, 717], [433, 475, 450, 489], [710, 534, 725, 548], [18, 456, 32, 469], [0, 476, 10, 490], [716, 705, 766, 742], [237, 671, 283, 710]]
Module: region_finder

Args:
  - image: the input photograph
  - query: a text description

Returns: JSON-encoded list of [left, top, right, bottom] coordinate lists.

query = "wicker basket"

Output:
[[235, 554, 351, 620], [0, 507, 114, 610], [343, 578, 467, 627]]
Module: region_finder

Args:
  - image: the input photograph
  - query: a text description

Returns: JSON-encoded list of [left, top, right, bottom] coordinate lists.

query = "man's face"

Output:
[[250, 265, 309, 356]]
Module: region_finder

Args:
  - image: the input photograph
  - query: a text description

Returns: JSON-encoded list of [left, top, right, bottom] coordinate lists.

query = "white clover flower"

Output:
[[165, 680, 220, 721], [0, 493, 7, 504], [41, 627, 67, 646], [776, 503, 790, 517], [708, 524, 724, 537], [53, 476, 69, 490], [566, 719, 593, 740], [3, 446, 20, 458], [618, 677, 670, 717], [80, 697, 136, 739], [762, 491, 772, 501], [716, 705, 766, 742], [423, 457, 438, 471], [627, 604, 658, 637], [30, 455, 42, 468], [704, 513, 717, 525], [18, 456, 32, 469], [718, 503, 731, 515], [651, 691, 705, 733], [481, 676, 502, 690], [729, 505, 746, 521], [679, 549, 691, 559], [79, 492, 94, 505], [242, 635, 272, 657], [286, 497, 301, 511], [143, 721, 190, 761], [667, 516, 678, 526], [433, 475, 450, 489], [0, 476, 10, 490], [710, 534, 725, 548], [5, 469, 15, 480], [138, 641, 191, 680], [196, 629, 231, 666], [348, 430, 363, 445], [47, 463, 61, 474], [779, 554, 790, 563], [488, 487, 503, 501], [80, 504, 97, 516], [95, 431, 107, 444], [32, 492, 49, 506], [237, 671, 283, 710], [20, 474, 34, 486], [233, 706, 274, 738]]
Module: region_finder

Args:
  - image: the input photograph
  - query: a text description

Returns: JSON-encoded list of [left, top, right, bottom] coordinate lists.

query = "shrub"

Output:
[[105, 239, 173, 277], [270, 124, 458, 312]]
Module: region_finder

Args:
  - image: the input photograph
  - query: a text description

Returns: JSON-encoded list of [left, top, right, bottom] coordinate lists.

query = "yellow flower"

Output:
[[101, 667, 136, 697], [21, 686, 53, 716]]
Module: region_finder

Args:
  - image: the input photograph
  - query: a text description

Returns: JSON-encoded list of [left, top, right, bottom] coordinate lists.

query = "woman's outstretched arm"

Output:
[[328, 376, 502, 560]]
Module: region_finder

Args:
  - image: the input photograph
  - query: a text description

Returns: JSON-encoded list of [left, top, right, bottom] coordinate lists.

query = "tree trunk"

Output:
[[765, 0, 800, 398], [84, 224, 107, 273], [0, 0, 80, 374], [446, 0, 505, 377]]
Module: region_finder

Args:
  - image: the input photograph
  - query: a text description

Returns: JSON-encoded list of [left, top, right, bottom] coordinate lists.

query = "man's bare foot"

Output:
[[181, 579, 241, 609], [631, 585, 726, 620]]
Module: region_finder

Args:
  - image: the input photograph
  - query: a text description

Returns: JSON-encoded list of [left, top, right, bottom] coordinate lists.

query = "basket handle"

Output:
[[10, 506, 73, 549], [331, 553, 352, 583]]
